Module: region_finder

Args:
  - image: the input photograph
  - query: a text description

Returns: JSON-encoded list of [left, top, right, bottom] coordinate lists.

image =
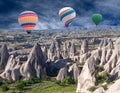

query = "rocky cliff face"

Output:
[[20, 43, 46, 80], [62, 42, 70, 59], [70, 41, 76, 59], [0, 55, 21, 81], [69, 63, 80, 81], [42, 46, 48, 62], [76, 57, 98, 92], [56, 66, 68, 82], [0, 44, 9, 71], [106, 79, 120, 93], [0, 43, 46, 81], [48, 39, 78, 61], [48, 40, 62, 61], [1, 37, 120, 93], [80, 39, 88, 55], [56, 63, 80, 82], [76, 38, 120, 93]]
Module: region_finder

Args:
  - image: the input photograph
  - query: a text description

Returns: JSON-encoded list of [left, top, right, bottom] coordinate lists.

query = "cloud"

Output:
[[0, 0, 120, 30], [94, 0, 120, 25], [35, 21, 63, 30]]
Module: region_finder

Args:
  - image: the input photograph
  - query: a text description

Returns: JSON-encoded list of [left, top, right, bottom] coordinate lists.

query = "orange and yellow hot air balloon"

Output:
[[18, 11, 38, 34]]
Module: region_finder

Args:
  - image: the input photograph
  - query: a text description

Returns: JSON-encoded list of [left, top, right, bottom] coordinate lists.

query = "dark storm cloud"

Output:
[[95, 0, 120, 25], [0, 0, 22, 14], [0, 0, 120, 30]]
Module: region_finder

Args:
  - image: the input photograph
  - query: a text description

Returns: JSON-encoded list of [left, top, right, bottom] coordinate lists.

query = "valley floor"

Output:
[[0, 80, 77, 93], [25, 81, 76, 93]]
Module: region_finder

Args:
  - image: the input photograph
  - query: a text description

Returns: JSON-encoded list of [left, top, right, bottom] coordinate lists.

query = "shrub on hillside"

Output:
[[15, 81, 26, 91], [1, 84, 9, 92], [88, 86, 97, 92], [56, 76, 75, 86], [42, 75, 51, 81], [0, 81, 3, 86], [96, 66, 104, 72], [96, 73, 110, 83], [63, 76, 75, 85], [102, 85, 108, 90], [25, 76, 41, 85]]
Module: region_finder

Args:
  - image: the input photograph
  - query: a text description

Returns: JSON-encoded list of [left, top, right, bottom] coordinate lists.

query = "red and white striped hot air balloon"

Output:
[[59, 7, 76, 28]]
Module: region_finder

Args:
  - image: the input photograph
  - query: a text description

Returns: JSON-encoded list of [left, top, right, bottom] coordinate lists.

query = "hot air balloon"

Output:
[[59, 7, 76, 28], [18, 11, 38, 34], [92, 13, 103, 26]]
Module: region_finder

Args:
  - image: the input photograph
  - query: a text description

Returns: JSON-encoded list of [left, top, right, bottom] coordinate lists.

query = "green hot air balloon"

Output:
[[92, 13, 103, 26]]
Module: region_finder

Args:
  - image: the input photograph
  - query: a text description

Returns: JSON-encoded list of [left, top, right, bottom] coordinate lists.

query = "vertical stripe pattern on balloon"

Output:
[[18, 11, 38, 31]]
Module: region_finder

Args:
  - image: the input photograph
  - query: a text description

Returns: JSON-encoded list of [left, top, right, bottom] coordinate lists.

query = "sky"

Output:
[[0, 0, 120, 30]]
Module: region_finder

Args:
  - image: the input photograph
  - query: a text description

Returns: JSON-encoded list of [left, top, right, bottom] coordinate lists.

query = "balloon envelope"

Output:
[[59, 7, 76, 27], [92, 13, 103, 26], [18, 11, 38, 33]]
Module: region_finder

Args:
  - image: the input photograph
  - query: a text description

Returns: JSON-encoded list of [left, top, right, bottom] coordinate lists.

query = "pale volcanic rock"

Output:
[[100, 48, 107, 66], [105, 39, 114, 49], [106, 79, 120, 93], [20, 43, 46, 80], [80, 39, 88, 54], [93, 87, 105, 93], [56, 66, 68, 82], [104, 49, 118, 73], [70, 41, 76, 58], [48, 40, 62, 61], [80, 52, 91, 64], [105, 49, 112, 62], [76, 37, 120, 92], [69, 63, 80, 81], [0, 55, 21, 81], [62, 42, 69, 59], [0, 44, 9, 71], [42, 46, 48, 62], [99, 38, 108, 48], [76, 57, 98, 92]]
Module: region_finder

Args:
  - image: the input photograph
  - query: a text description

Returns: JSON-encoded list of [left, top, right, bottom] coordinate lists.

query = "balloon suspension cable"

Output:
[[26, 30, 31, 34], [65, 24, 69, 35]]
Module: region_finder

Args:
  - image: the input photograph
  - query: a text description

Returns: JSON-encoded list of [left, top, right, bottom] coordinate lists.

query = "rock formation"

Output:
[[2, 35, 120, 93], [46, 59, 68, 75], [56, 66, 68, 82], [69, 63, 80, 81], [0, 55, 21, 81], [80, 39, 88, 54], [93, 87, 105, 93], [70, 41, 76, 58], [79, 52, 91, 64], [106, 79, 120, 93], [99, 38, 108, 48], [77, 38, 120, 92], [0, 44, 9, 71], [48, 40, 62, 61], [20, 43, 46, 80], [42, 46, 48, 62], [76, 57, 98, 92]]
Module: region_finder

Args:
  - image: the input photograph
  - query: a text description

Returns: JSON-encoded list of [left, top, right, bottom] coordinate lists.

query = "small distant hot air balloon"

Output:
[[59, 7, 76, 28], [18, 11, 38, 34], [92, 13, 103, 26]]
